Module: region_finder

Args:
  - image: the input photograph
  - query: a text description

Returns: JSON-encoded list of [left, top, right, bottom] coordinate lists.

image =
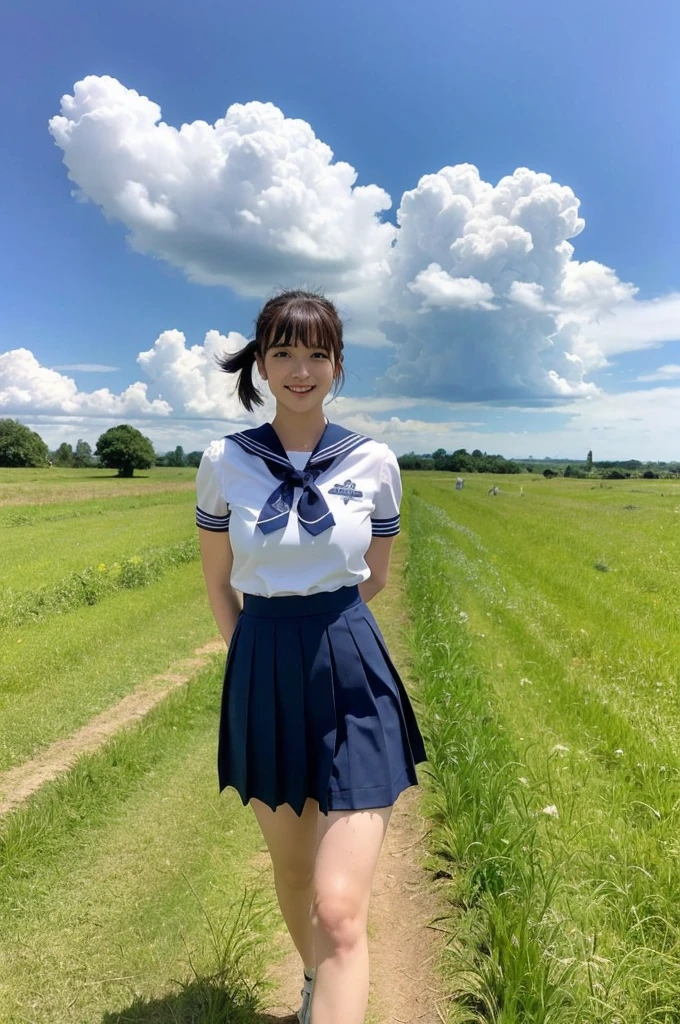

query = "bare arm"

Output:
[[359, 535, 396, 604], [198, 529, 243, 647]]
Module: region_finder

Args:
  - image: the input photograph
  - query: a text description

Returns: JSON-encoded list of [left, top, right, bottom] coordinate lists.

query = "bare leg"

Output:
[[250, 796, 319, 972], [310, 804, 393, 1024]]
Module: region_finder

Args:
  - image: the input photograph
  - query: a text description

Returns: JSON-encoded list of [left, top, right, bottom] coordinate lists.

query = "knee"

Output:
[[311, 882, 365, 950]]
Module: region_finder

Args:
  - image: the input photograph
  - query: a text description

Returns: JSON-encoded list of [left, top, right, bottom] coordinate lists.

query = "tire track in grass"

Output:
[[0, 637, 225, 815]]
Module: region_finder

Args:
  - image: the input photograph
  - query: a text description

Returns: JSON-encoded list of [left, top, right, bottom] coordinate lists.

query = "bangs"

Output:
[[263, 302, 339, 357]]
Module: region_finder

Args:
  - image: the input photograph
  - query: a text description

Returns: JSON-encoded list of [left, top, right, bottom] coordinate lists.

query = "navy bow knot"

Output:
[[259, 463, 333, 536], [225, 421, 370, 537]]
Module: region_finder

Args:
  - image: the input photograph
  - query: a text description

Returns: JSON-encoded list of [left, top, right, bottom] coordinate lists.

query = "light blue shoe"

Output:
[[297, 970, 315, 1024]]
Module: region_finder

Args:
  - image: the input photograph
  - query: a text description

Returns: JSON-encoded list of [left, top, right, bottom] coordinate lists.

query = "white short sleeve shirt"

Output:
[[195, 427, 401, 598]]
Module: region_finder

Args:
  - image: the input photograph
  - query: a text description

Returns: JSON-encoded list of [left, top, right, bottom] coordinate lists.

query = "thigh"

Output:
[[250, 796, 319, 886], [314, 805, 393, 921]]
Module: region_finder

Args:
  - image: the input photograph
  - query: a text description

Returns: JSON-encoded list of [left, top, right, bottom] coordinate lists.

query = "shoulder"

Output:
[[361, 437, 399, 470], [201, 435, 249, 464], [353, 434, 394, 461], [198, 437, 232, 483], [201, 437, 228, 462]]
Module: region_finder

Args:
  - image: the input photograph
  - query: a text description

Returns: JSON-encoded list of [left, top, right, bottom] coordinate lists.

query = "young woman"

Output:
[[195, 289, 428, 1024]]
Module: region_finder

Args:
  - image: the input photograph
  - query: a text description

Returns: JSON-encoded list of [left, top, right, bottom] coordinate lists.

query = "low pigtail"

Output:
[[215, 338, 264, 412]]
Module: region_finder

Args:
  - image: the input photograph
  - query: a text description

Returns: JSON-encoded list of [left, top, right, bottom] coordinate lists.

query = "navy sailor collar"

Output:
[[224, 419, 371, 536]]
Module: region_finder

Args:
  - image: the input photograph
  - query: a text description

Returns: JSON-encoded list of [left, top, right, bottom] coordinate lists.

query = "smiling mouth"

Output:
[[285, 386, 316, 393]]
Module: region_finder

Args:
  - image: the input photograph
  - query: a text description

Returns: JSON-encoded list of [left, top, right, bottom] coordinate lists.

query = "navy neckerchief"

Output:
[[226, 420, 370, 536]]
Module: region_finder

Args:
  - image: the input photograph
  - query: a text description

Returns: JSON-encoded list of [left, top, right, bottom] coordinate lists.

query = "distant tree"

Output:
[[472, 449, 483, 458], [73, 439, 94, 468], [185, 451, 202, 468], [166, 445, 186, 467], [95, 424, 155, 478], [586, 449, 593, 471], [642, 470, 658, 479], [543, 467, 559, 478], [53, 442, 75, 467], [603, 469, 628, 479], [525, 465, 533, 473], [0, 418, 49, 467]]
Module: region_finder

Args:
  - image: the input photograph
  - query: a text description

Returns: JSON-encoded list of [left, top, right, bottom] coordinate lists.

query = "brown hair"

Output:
[[216, 289, 346, 412]]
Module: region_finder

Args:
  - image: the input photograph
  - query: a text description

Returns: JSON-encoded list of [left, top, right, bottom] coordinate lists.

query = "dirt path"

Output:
[[1, 550, 451, 1021], [253, 782, 447, 1024], [250, 544, 450, 1022], [0, 637, 225, 815]]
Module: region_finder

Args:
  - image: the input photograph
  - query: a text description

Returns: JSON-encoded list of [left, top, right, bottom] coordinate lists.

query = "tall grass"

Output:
[[404, 483, 680, 1023], [2, 535, 200, 628]]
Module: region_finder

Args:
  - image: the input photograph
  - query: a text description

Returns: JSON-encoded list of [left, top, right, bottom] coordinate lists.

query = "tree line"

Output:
[[0, 419, 201, 476], [398, 447, 680, 479], [4, 419, 678, 480]]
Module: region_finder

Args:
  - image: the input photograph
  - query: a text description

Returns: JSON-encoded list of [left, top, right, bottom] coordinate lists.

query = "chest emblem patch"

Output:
[[328, 479, 364, 504]]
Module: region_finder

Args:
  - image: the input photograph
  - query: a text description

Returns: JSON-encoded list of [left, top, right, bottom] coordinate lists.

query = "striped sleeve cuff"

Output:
[[196, 505, 231, 532], [370, 514, 400, 537]]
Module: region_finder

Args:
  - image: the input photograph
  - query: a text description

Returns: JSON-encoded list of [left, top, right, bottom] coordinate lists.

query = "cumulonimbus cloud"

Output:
[[49, 76, 677, 406]]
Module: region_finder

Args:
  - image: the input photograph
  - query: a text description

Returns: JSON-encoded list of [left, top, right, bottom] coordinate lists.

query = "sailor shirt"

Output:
[[195, 423, 402, 598]]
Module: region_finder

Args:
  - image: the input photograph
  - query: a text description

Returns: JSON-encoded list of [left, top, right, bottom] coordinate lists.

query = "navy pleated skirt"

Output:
[[217, 584, 428, 817]]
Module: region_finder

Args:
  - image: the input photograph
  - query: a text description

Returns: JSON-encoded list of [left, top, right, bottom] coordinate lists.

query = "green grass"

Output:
[[0, 560, 220, 771], [0, 466, 197, 506], [402, 474, 680, 1022], [0, 657, 280, 1024], [0, 491, 198, 594]]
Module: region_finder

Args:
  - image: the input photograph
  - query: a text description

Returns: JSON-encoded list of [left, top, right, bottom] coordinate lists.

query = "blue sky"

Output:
[[1, 0, 679, 458]]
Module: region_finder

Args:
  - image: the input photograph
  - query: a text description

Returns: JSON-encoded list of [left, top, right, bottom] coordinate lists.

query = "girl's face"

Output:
[[257, 338, 340, 412]]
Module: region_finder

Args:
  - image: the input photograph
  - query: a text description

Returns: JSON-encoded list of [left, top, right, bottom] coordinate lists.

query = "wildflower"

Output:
[[97, 563, 106, 572], [614, 749, 624, 756], [459, 611, 468, 622], [542, 804, 559, 818], [552, 744, 569, 755]]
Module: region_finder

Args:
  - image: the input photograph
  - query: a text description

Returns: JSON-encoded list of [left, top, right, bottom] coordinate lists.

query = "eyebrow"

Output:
[[270, 341, 325, 348]]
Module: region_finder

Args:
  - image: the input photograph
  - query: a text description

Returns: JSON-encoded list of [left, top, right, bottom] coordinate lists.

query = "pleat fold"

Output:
[[216, 587, 428, 817]]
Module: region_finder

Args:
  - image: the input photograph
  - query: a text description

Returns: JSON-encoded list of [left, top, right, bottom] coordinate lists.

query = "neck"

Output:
[[270, 407, 329, 451]]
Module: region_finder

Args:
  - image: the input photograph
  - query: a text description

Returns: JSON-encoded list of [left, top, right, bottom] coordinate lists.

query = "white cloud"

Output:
[[0, 348, 171, 418], [636, 363, 680, 383], [582, 293, 680, 356], [49, 75, 395, 347], [375, 164, 627, 402], [136, 328, 255, 420], [407, 265, 497, 310], [9, 336, 680, 459], [46, 75, 680, 415]]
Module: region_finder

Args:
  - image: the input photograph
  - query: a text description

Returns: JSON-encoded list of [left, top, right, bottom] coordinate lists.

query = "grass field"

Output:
[[2, 464, 679, 1022], [0, 467, 295, 1023], [0, 466, 411, 1024], [403, 471, 680, 1022]]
